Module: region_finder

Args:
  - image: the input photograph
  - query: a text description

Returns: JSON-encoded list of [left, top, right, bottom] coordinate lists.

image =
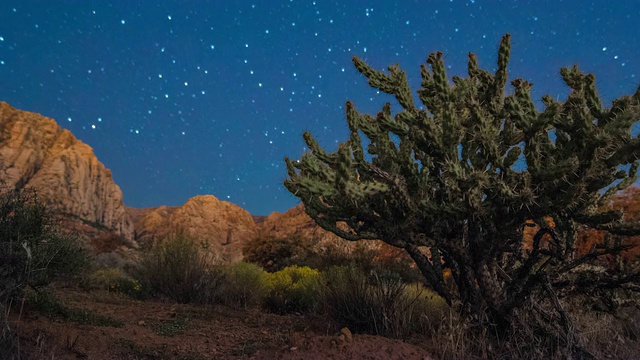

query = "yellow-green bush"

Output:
[[218, 262, 267, 308], [91, 268, 144, 298], [400, 283, 450, 334], [264, 265, 321, 313]]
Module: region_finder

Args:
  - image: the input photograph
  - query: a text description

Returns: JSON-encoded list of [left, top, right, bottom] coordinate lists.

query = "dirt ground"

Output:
[[10, 288, 434, 359]]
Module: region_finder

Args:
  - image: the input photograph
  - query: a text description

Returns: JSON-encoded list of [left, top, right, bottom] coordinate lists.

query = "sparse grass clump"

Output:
[[148, 316, 189, 337], [139, 233, 224, 304], [321, 265, 448, 338]]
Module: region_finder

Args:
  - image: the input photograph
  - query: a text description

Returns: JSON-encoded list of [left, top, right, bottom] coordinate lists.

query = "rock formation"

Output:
[[258, 203, 392, 257], [260, 204, 346, 243], [129, 195, 258, 262], [0, 101, 134, 241]]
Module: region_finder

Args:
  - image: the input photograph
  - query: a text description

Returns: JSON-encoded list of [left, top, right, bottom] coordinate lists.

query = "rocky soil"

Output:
[[12, 287, 434, 359]]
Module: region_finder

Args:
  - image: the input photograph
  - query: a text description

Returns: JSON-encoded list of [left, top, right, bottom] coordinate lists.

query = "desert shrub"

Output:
[[313, 242, 377, 271], [284, 34, 640, 357], [263, 265, 321, 314], [244, 232, 421, 283], [92, 251, 139, 274], [0, 186, 88, 357], [90, 267, 146, 299], [139, 233, 223, 303], [217, 262, 267, 308], [315, 242, 422, 283], [321, 265, 445, 337], [29, 232, 89, 288], [0, 187, 88, 300], [243, 232, 315, 272]]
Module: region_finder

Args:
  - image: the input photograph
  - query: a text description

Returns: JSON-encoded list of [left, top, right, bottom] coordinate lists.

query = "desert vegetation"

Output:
[[110, 234, 451, 342], [0, 186, 89, 356], [2, 191, 640, 358], [284, 33, 640, 358]]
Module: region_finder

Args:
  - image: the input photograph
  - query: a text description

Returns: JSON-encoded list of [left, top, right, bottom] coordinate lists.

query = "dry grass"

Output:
[[321, 265, 449, 338], [419, 300, 640, 360]]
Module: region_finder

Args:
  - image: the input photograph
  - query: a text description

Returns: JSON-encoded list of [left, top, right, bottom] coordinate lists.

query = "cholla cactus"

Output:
[[285, 34, 640, 354]]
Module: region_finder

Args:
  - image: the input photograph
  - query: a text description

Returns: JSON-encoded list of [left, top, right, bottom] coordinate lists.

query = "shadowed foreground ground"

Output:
[[11, 287, 434, 359]]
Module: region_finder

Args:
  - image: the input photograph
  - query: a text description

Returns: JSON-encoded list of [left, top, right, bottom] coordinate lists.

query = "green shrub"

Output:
[[0, 186, 88, 357], [91, 267, 146, 299], [244, 232, 421, 284], [321, 265, 447, 337], [314, 242, 422, 283], [0, 187, 88, 301], [401, 283, 450, 334], [139, 233, 223, 303], [218, 262, 267, 308], [243, 233, 315, 272], [264, 265, 321, 314]]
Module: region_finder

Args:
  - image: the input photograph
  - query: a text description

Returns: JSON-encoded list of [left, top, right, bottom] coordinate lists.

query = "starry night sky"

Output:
[[0, 1, 639, 215]]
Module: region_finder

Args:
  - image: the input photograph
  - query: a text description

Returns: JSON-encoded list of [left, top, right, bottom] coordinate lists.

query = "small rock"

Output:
[[137, 320, 145, 326], [340, 327, 353, 343], [290, 347, 298, 351]]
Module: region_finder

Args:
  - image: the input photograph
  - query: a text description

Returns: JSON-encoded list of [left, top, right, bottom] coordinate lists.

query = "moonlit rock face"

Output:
[[0, 101, 134, 240], [128, 195, 258, 262], [260, 204, 385, 255]]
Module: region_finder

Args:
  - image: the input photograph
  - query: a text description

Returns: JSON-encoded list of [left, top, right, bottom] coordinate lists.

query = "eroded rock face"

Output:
[[258, 204, 385, 256], [0, 101, 134, 240], [129, 195, 258, 262], [260, 204, 344, 243]]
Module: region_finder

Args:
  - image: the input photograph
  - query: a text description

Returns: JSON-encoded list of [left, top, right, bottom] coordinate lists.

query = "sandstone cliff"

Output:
[[128, 195, 258, 262], [0, 101, 134, 241]]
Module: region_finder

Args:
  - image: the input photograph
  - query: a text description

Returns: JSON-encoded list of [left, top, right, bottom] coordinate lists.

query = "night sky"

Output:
[[0, 1, 639, 215]]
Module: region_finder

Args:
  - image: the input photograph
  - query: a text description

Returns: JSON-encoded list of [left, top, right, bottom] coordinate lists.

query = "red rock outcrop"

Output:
[[0, 101, 134, 241], [259, 204, 338, 241], [258, 204, 395, 257], [129, 195, 258, 262]]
